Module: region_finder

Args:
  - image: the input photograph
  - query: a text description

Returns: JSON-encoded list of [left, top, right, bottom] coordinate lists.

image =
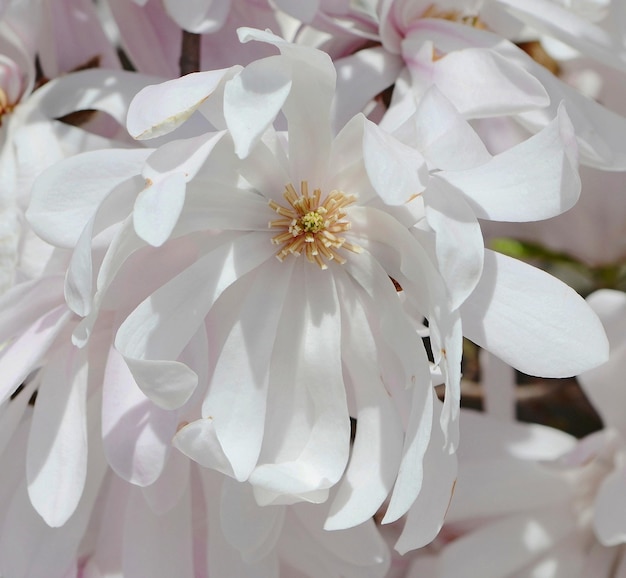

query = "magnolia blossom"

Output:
[[330, 0, 626, 170]]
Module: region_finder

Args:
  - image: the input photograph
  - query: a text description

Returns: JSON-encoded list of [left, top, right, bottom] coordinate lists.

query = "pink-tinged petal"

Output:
[[325, 273, 404, 530], [163, 0, 229, 33], [579, 290, 626, 433], [38, 0, 119, 77], [27, 148, 151, 248], [173, 418, 235, 478], [327, 114, 377, 206], [123, 486, 194, 578], [32, 69, 160, 128], [64, 174, 142, 318], [142, 449, 190, 515], [127, 67, 240, 140], [237, 27, 335, 183], [107, 0, 180, 77], [143, 131, 227, 183], [102, 347, 178, 486], [220, 477, 284, 562], [382, 382, 434, 523], [0, 304, 72, 406], [412, 86, 492, 170], [593, 463, 626, 546], [202, 472, 279, 578], [393, 397, 457, 553], [440, 104, 580, 221], [402, 41, 549, 117], [202, 259, 292, 481], [224, 55, 292, 158], [249, 264, 350, 503], [0, 274, 64, 343], [516, 58, 626, 170], [457, 408, 576, 463], [272, 0, 318, 21], [333, 46, 404, 130], [133, 171, 186, 247], [280, 502, 390, 577], [423, 177, 483, 310], [0, 379, 37, 460], [81, 475, 128, 577], [115, 232, 275, 408], [461, 250, 609, 377], [27, 344, 89, 527], [497, 0, 626, 71], [363, 119, 428, 205], [438, 508, 578, 577]]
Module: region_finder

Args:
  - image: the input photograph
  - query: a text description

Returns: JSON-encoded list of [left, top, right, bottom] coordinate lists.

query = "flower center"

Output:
[[268, 181, 362, 270], [0, 88, 16, 126]]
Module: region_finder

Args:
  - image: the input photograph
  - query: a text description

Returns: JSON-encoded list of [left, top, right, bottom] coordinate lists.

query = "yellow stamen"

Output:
[[268, 181, 361, 269]]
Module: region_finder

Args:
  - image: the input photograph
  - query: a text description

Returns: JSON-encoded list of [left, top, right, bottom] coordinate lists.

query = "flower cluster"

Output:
[[0, 1, 624, 577]]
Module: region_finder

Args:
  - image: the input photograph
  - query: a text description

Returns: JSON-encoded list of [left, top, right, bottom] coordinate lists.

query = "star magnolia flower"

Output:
[[27, 28, 610, 552], [332, 0, 626, 170], [114, 28, 454, 532]]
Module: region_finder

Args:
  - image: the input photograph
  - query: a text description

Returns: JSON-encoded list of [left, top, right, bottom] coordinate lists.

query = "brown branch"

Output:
[[179, 31, 201, 76]]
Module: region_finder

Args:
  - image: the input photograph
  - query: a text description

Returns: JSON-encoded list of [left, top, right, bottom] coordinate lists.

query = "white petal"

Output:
[[439, 103, 579, 221], [363, 119, 428, 205], [412, 86, 492, 170], [102, 347, 177, 486], [423, 177, 484, 310], [115, 232, 275, 408], [393, 397, 457, 554], [325, 272, 404, 530], [27, 345, 89, 527], [123, 486, 194, 578], [220, 477, 284, 562], [382, 383, 434, 523], [461, 250, 609, 377], [224, 55, 292, 158], [27, 149, 151, 248], [202, 259, 292, 481], [133, 171, 187, 247], [127, 67, 240, 140], [0, 305, 72, 406]]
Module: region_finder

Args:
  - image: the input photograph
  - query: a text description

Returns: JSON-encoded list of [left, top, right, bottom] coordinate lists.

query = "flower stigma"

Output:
[[268, 181, 362, 269]]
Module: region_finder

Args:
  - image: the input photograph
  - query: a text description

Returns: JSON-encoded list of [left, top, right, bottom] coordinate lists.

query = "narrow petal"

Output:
[[363, 119, 428, 205], [27, 344, 89, 527], [224, 55, 292, 158], [133, 171, 187, 247], [324, 272, 404, 530], [393, 397, 457, 554], [127, 67, 240, 140], [115, 232, 275, 408], [102, 347, 178, 486], [0, 305, 72, 406], [202, 259, 292, 481], [423, 177, 484, 310], [461, 250, 609, 377]]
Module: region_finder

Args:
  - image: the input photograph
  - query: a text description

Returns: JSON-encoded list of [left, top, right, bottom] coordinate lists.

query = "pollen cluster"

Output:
[[0, 89, 15, 126], [268, 181, 362, 269]]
